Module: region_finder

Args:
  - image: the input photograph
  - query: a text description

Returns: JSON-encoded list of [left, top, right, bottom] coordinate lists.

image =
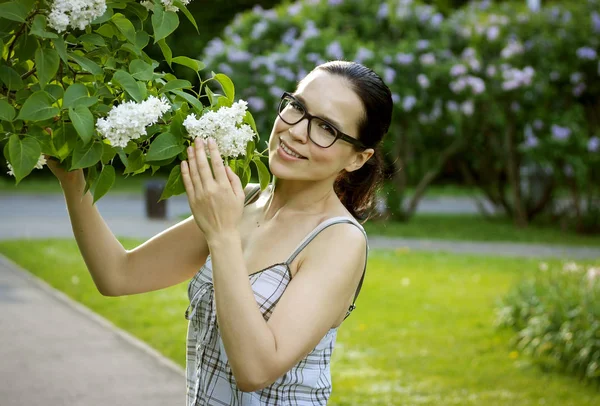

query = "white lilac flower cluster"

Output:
[[47, 0, 107, 32], [96, 96, 171, 148], [183, 101, 255, 158], [6, 155, 47, 177], [450, 75, 486, 95], [140, 0, 191, 12]]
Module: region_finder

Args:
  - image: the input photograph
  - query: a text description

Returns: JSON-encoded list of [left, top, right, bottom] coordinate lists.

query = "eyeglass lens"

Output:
[[279, 96, 338, 148]]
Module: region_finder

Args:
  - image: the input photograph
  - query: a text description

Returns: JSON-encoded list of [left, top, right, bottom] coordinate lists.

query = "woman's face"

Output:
[[267, 70, 372, 183]]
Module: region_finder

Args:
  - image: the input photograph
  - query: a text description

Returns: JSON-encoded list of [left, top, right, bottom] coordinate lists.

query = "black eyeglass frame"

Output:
[[278, 91, 367, 150]]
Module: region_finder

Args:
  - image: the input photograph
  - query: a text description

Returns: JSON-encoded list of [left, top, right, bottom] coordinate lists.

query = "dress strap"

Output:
[[243, 184, 262, 206], [285, 216, 369, 319]]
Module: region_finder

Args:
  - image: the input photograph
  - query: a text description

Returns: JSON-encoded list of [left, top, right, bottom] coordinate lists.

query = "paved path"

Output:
[[0, 254, 185, 406], [0, 193, 598, 259]]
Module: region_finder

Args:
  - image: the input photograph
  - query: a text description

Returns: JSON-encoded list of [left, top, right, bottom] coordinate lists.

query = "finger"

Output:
[[195, 138, 214, 187], [226, 166, 244, 200], [186, 145, 202, 194], [207, 138, 227, 184], [180, 160, 195, 196]]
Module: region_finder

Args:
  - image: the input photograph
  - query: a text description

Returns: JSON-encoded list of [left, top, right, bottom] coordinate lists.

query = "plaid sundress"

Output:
[[184, 185, 368, 405]]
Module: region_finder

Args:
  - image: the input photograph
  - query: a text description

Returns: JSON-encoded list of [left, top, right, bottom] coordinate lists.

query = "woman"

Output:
[[46, 60, 392, 405]]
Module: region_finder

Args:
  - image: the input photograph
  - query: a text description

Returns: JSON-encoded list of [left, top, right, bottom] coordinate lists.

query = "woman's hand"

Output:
[[44, 154, 85, 192], [181, 138, 245, 243]]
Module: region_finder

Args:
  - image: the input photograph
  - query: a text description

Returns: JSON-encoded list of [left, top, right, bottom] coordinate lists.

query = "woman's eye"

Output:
[[319, 123, 336, 135], [290, 101, 303, 111]]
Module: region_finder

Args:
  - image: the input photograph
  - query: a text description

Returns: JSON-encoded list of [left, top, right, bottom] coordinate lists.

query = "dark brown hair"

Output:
[[311, 60, 393, 223]]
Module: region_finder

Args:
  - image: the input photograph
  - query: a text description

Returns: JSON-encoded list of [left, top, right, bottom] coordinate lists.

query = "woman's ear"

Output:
[[344, 148, 374, 173]]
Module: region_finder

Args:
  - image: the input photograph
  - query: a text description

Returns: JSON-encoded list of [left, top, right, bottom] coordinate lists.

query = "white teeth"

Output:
[[281, 142, 303, 159]]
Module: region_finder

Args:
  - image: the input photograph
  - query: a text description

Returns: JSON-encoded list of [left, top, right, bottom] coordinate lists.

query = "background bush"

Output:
[[198, 0, 600, 230], [496, 261, 600, 386]]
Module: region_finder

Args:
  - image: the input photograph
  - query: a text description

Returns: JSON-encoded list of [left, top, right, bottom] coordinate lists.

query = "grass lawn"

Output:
[[0, 239, 598, 405], [363, 214, 600, 247]]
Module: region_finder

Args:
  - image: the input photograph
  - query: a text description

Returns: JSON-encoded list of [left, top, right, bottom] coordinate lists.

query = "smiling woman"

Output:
[[50, 60, 393, 406]]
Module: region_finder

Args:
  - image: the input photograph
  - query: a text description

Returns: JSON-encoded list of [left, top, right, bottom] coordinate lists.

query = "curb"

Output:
[[0, 253, 185, 378]]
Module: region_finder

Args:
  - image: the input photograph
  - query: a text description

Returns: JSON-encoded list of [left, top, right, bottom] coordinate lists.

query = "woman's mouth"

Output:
[[278, 139, 307, 160]]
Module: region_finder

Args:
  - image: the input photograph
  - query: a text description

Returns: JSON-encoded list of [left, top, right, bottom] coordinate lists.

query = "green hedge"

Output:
[[496, 261, 600, 386]]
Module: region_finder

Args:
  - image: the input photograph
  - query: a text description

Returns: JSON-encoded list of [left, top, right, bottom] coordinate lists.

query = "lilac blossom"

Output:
[[326, 41, 344, 60], [402, 95, 417, 112], [384, 67, 396, 84], [446, 101, 459, 112], [302, 20, 320, 39], [417, 74, 430, 89], [396, 53, 414, 65], [282, 28, 298, 46], [287, 3, 302, 16], [573, 83, 587, 97], [576, 47, 597, 60], [383, 55, 392, 64], [416, 40, 430, 50], [588, 136, 599, 152], [328, 0, 343, 5], [502, 67, 535, 91], [251, 20, 268, 40], [450, 76, 486, 95], [451, 64, 468, 77], [551, 125, 571, 141], [501, 40, 524, 59], [461, 100, 474, 116], [420, 53, 436, 65], [264, 74, 275, 85], [511, 102, 521, 112], [570, 72, 583, 84], [392, 93, 401, 104], [377, 3, 389, 20], [269, 86, 284, 98], [487, 26, 500, 41], [276, 67, 296, 82], [533, 120, 544, 130], [227, 49, 251, 63], [218, 63, 233, 76], [247, 96, 266, 112], [486, 65, 497, 77], [430, 13, 443, 28], [592, 12, 600, 33], [355, 47, 374, 63]]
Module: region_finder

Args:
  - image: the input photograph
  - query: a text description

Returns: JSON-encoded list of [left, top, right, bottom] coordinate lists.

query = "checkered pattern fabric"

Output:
[[185, 185, 369, 405]]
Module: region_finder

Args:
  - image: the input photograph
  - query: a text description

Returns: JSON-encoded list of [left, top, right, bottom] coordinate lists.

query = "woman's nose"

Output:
[[288, 118, 309, 143]]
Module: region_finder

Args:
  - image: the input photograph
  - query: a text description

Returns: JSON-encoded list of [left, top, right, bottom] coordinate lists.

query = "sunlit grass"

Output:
[[0, 239, 598, 405]]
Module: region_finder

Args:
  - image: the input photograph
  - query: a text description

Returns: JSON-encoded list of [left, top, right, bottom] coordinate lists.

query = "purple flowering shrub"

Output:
[[202, 0, 599, 229]]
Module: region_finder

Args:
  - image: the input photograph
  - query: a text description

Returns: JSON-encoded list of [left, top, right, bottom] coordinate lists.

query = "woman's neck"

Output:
[[261, 177, 338, 222]]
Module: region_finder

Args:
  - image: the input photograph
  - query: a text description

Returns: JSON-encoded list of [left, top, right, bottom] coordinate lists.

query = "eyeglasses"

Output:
[[277, 92, 367, 149]]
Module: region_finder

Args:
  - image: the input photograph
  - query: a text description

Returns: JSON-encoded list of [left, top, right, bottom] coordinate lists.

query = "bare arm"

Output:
[[61, 171, 257, 297]]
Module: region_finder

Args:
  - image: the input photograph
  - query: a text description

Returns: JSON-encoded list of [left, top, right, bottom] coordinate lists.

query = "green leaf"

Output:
[[205, 86, 215, 107], [71, 140, 103, 170], [159, 79, 192, 93], [84, 163, 98, 195], [134, 31, 150, 51], [111, 13, 137, 44], [244, 111, 258, 136], [52, 37, 69, 64], [244, 140, 255, 166], [159, 164, 185, 201], [0, 1, 27, 22], [78, 33, 105, 47], [53, 122, 78, 160], [101, 142, 117, 164], [16, 91, 59, 121], [35, 48, 60, 88], [129, 59, 154, 81], [152, 4, 179, 43], [172, 56, 204, 72], [68, 106, 94, 144], [91, 164, 115, 203], [95, 23, 117, 38], [123, 149, 144, 174], [213, 73, 235, 101], [126, 2, 149, 23], [63, 83, 95, 109], [253, 157, 271, 190], [30, 15, 58, 38], [169, 108, 185, 138], [45, 84, 64, 102], [157, 38, 172, 65], [113, 70, 143, 102], [146, 132, 184, 162], [173, 0, 198, 33], [8, 134, 41, 184], [69, 53, 103, 76], [0, 66, 24, 91], [14, 33, 38, 61], [171, 89, 203, 113], [0, 99, 16, 121]]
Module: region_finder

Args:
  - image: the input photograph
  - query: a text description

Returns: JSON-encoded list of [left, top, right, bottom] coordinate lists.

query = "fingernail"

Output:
[[209, 138, 215, 145]]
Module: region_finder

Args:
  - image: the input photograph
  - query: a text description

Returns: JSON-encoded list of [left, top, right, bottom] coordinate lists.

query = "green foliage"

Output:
[[0, 0, 267, 203], [497, 262, 600, 385], [201, 0, 599, 227]]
